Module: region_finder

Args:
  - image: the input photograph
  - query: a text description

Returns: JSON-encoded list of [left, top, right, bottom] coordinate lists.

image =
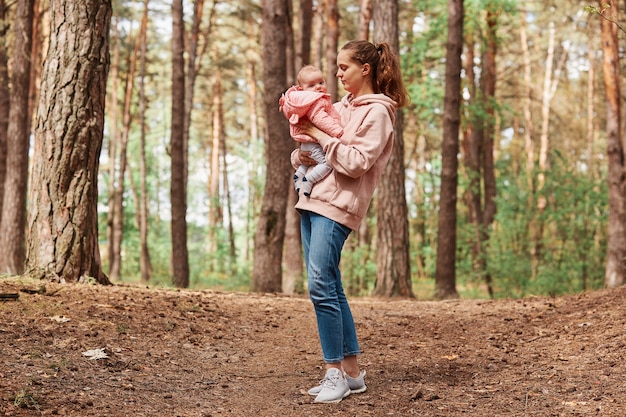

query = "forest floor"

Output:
[[1, 277, 625, 417]]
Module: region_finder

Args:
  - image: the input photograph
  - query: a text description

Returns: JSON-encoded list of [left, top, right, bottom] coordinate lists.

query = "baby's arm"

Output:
[[306, 101, 343, 138]]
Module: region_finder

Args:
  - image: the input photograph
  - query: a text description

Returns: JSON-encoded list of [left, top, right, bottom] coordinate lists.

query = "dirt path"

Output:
[[1, 278, 625, 416]]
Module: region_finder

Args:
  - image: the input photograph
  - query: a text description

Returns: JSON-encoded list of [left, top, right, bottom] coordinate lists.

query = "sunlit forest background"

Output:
[[1, 0, 619, 299], [100, 0, 609, 297]]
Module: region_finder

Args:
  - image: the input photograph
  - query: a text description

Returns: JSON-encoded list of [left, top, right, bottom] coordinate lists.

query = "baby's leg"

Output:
[[300, 143, 331, 196], [293, 165, 307, 193]]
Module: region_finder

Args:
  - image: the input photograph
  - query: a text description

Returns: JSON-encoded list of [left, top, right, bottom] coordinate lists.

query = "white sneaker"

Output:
[[308, 369, 367, 396], [345, 370, 367, 394], [308, 380, 325, 396], [313, 368, 350, 403]]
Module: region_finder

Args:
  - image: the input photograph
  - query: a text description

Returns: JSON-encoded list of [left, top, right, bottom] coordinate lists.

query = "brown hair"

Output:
[[340, 40, 409, 108]]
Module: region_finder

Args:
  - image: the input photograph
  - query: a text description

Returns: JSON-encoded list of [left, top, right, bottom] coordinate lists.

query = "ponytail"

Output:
[[340, 40, 410, 108]]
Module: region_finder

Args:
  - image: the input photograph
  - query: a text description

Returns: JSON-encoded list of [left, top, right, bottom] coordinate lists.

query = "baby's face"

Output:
[[300, 71, 327, 93]]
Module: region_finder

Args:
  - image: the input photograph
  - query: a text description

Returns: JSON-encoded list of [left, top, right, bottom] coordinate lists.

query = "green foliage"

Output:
[[342, 244, 377, 297], [486, 153, 607, 298], [400, 148, 608, 300], [403, 0, 447, 124], [13, 388, 39, 410]]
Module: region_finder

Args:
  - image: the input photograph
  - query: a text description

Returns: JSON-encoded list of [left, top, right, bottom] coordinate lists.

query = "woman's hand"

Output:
[[300, 120, 325, 141], [298, 150, 317, 166]]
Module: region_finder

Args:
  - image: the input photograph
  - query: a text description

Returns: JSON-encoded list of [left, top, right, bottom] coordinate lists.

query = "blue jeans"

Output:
[[300, 210, 361, 363]]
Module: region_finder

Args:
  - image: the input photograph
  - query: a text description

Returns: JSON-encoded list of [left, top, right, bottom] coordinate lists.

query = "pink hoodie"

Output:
[[291, 93, 397, 231], [279, 86, 343, 142]]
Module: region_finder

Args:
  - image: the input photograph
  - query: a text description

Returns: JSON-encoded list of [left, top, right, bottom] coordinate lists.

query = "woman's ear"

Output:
[[362, 63, 370, 76]]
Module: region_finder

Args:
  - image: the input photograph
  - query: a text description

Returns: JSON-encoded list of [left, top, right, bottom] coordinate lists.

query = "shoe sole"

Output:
[[309, 385, 366, 396], [314, 390, 350, 404], [309, 386, 366, 397]]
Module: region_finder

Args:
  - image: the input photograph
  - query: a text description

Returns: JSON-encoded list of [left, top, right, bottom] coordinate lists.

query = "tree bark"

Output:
[[245, 59, 260, 263], [461, 32, 484, 289], [372, 0, 413, 298], [434, 0, 463, 300], [586, 30, 596, 179], [0, 0, 34, 275], [26, 0, 111, 284], [0, 0, 8, 225], [221, 137, 236, 269], [358, 0, 372, 40], [296, 0, 312, 68], [110, 10, 142, 281], [208, 72, 223, 262], [171, 0, 190, 288], [479, 8, 498, 297], [600, 0, 624, 288], [184, 0, 204, 199], [251, 0, 291, 293], [311, 0, 325, 68], [325, 0, 339, 101], [137, 0, 152, 283], [106, 18, 120, 279]]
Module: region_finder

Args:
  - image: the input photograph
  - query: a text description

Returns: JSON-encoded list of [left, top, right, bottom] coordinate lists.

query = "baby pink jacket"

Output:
[[279, 86, 343, 142], [291, 93, 397, 231]]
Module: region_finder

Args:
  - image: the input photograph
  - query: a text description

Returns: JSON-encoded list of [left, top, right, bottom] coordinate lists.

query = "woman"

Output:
[[292, 40, 409, 403]]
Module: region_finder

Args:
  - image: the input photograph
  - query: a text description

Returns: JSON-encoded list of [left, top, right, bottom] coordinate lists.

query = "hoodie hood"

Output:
[[339, 93, 397, 124]]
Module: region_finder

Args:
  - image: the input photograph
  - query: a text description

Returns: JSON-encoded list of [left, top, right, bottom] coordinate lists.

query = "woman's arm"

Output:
[[303, 105, 393, 178]]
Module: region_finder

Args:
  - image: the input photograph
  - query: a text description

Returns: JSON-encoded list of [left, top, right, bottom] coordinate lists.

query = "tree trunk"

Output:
[[325, 0, 339, 101], [283, 191, 303, 294], [28, 0, 44, 120], [358, 0, 372, 40], [480, 9, 499, 296], [252, 0, 291, 293], [461, 32, 484, 288], [208, 73, 223, 263], [106, 18, 120, 278], [171, 0, 190, 288], [221, 138, 236, 269], [0, 0, 34, 275], [296, 0, 312, 68], [311, 0, 325, 68], [0, 0, 8, 225], [586, 31, 596, 179], [138, 0, 152, 283], [184, 0, 204, 199], [245, 60, 260, 263], [26, 0, 111, 285], [434, 0, 463, 300], [536, 17, 555, 211], [600, 0, 624, 288], [519, 7, 540, 282], [285, 0, 295, 83], [372, 0, 413, 298], [110, 12, 142, 281]]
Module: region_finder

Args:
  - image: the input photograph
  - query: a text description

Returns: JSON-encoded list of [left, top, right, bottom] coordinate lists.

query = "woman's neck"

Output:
[[351, 84, 374, 98]]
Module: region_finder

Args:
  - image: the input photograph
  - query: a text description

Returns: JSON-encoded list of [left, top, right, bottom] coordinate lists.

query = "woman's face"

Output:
[[336, 50, 370, 97]]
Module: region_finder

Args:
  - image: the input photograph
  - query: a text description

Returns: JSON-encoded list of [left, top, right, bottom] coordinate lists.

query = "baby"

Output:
[[279, 65, 343, 197]]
